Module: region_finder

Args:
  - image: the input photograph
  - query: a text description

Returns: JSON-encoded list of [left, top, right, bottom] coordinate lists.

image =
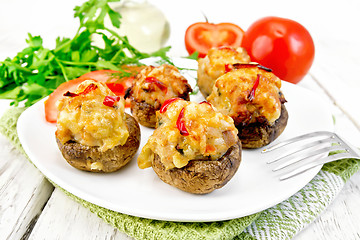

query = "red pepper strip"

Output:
[[63, 91, 79, 97], [103, 95, 121, 107], [233, 63, 272, 72], [218, 46, 232, 50], [248, 74, 260, 101], [80, 83, 98, 95], [257, 64, 272, 72], [224, 64, 233, 73], [159, 98, 180, 113], [200, 101, 212, 107], [63, 83, 98, 97], [176, 107, 189, 136], [145, 77, 167, 92]]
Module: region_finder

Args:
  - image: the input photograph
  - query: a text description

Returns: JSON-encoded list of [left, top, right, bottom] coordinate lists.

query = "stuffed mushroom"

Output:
[[137, 99, 241, 194], [197, 46, 251, 97], [125, 64, 192, 128], [207, 63, 288, 149], [55, 80, 140, 172]]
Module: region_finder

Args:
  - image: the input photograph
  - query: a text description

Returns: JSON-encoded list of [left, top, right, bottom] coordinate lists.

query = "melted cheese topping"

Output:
[[55, 80, 129, 152], [131, 64, 191, 109], [137, 100, 238, 169], [197, 47, 251, 96], [207, 66, 283, 125]]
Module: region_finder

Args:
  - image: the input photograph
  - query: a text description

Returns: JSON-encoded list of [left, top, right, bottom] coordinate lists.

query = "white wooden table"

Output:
[[1, 0, 360, 239]]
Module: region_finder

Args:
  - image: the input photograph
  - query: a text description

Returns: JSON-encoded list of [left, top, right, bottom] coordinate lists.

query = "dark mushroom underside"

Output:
[[128, 83, 192, 128], [56, 113, 140, 173], [152, 140, 242, 194], [237, 104, 288, 149]]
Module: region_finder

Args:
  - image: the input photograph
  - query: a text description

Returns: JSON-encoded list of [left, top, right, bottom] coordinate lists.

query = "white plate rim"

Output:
[[17, 58, 334, 222]]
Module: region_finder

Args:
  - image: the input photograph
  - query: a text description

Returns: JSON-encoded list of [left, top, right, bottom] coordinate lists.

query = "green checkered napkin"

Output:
[[1, 107, 359, 240]]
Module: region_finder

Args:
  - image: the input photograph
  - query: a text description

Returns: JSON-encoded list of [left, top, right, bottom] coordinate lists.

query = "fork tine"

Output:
[[266, 136, 337, 164], [262, 131, 334, 153], [272, 145, 347, 171], [263, 131, 360, 181], [279, 152, 354, 180]]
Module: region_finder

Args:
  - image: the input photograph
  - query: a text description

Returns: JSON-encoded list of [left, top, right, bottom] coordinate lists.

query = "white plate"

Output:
[[17, 58, 333, 222]]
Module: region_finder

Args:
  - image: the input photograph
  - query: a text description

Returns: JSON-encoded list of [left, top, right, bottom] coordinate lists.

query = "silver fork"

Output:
[[263, 131, 360, 180]]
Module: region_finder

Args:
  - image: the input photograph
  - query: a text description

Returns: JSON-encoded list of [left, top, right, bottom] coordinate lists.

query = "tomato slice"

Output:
[[44, 78, 84, 123], [44, 67, 143, 123], [76, 69, 122, 83], [185, 22, 245, 58], [79, 69, 137, 98]]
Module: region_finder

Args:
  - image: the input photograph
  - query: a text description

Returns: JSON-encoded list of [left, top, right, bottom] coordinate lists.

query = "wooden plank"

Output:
[[295, 172, 360, 240], [300, 73, 360, 145], [28, 188, 132, 240], [0, 1, 359, 239], [310, 59, 360, 131], [293, 73, 360, 239], [0, 135, 54, 239]]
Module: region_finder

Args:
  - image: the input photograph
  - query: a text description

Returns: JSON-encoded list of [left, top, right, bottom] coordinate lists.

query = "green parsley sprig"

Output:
[[0, 0, 171, 107]]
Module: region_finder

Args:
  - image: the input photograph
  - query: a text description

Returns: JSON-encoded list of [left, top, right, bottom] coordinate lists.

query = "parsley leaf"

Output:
[[0, 0, 171, 107]]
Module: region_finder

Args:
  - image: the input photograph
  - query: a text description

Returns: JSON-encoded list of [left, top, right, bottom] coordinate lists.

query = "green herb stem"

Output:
[[54, 58, 69, 82], [58, 59, 99, 67], [54, 27, 81, 54]]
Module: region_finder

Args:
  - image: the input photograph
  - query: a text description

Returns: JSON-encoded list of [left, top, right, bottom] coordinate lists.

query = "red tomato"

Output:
[[44, 67, 143, 123], [242, 16, 315, 84], [77, 70, 120, 82], [44, 78, 84, 123], [77, 69, 134, 96], [185, 22, 245, 58]]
